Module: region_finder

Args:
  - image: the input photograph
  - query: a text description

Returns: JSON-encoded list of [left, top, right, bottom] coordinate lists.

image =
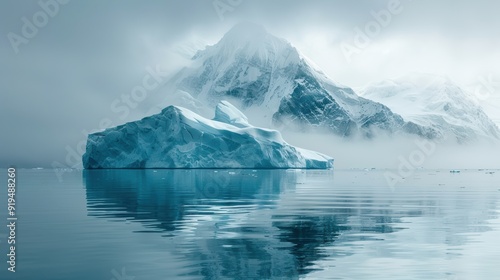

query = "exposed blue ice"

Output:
[[83, 101, 333, 169]]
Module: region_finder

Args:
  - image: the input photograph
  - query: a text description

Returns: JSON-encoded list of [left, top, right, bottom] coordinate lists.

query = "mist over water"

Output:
[[280, 131, 500, 170], [150, 92, 500, 171]]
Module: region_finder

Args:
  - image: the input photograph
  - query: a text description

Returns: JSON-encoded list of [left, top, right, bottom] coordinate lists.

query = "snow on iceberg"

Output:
[[82, 101, 333, 169]]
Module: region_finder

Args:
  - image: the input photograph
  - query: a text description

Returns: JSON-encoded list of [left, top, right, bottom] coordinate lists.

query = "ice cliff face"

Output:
[[360, 74, 500, 143], [169, 23, 433, 138], [83, 101, 333, 169]]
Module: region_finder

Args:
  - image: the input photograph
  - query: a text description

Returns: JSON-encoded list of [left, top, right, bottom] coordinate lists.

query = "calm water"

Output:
[[0, 168, 499, 280]]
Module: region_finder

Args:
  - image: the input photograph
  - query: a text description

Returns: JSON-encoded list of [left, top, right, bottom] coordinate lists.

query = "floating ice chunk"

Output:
[[83, 101, 333, 169]]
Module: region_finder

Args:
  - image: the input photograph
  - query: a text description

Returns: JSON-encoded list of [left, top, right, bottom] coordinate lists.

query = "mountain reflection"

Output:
[[84, 169, 480, 279]]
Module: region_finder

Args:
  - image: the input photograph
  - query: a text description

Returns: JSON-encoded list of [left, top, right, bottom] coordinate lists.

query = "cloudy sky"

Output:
[[1, 0, 499, 168]]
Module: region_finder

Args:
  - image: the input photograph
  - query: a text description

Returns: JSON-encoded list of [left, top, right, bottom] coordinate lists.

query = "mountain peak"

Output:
[[194, 22, 295, 62], [175, 23, 308, 110]]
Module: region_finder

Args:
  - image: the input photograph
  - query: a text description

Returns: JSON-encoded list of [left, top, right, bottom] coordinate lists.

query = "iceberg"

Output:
[[82, 101, 333, 169]]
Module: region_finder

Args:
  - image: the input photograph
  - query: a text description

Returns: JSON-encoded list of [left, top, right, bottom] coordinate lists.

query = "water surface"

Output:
[[0, 169, 499, 279]]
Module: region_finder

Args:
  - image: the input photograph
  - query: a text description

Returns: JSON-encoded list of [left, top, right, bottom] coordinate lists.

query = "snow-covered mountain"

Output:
[[360, 74, 500, 143], [83, 101, 333, 169], [161, 23, 499, 142], [168, 23, 433, 138]]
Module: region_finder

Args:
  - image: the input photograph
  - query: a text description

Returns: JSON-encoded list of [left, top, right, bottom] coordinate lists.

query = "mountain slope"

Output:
[[360, 74, 500, 142], [172, 23, 301, 111]]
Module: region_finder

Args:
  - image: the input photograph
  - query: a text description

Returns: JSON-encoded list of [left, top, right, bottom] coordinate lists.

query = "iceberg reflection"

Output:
[[83, 169, 499, 279]]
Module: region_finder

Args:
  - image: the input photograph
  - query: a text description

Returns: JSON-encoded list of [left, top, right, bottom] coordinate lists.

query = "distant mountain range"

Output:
[[161, 23, 499, 143], [360, 74, 500, 143]]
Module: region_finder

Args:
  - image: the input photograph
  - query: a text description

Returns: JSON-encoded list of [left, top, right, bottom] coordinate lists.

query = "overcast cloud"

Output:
[[1, 0, 499, 168]]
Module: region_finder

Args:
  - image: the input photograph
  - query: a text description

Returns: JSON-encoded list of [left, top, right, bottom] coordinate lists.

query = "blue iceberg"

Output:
[[83, 101, 333, 169]]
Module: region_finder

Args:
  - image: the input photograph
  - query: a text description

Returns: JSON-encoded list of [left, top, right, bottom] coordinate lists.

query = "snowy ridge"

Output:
[[213, 100, 249, 128], [360, 74, 500, 142], [83, 101, 333, 169], [172, 37, 210, 60]]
